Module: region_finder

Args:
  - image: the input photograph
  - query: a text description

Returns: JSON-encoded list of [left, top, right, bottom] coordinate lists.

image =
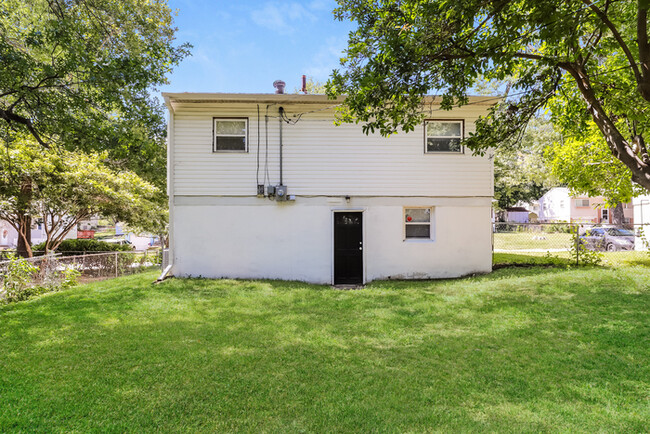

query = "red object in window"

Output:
[[406, 216, 412, 222]]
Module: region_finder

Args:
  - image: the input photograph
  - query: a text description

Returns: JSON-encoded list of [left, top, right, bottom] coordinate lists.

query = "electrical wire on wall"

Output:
[[256, 104, 260, 186]]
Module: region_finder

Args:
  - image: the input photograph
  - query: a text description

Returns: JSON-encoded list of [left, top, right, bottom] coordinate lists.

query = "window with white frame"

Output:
[[424, 120, 463, 153], [575, 199, 590, 207], [404, 207, 432, 239], [601, 208, 609, 221], [213, 118, 247, 152]]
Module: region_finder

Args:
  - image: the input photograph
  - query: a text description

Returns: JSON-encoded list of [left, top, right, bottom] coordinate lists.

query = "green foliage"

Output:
[[545, 124, 645, 205], [0, 139, 167, 253], [494, 116, 560, 208], [329, 0, 650, 191], [1, 253, 81, 303], [1, 253, 39, 302], [0, 0, 190, 188], [572, 229, 604, 266], [33, 239, 132, 256]]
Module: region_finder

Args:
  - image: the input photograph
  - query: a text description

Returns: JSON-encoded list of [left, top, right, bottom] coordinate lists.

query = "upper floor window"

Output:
[[213, 118, 247, 152], [575, 199, 590, 207], [424, 120, 463, 153]]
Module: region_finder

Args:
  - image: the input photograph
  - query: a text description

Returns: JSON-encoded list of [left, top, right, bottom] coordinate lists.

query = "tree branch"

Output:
[[0, 108, 49, 147], [583, 0, 642, 82]]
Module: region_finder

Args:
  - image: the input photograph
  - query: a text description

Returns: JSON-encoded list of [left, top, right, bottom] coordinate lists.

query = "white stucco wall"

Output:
[[171, 196, 492, 284]]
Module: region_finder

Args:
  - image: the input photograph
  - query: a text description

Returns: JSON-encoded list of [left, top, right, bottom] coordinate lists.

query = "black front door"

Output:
[[334, 212, 363, 285]]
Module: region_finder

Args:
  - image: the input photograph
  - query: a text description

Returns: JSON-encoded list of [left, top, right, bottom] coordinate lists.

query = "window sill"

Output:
[[403, 238, 436, 243], [212, 150, 248, 153]]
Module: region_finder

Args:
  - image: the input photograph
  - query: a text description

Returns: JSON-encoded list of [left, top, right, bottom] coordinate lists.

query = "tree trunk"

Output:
[[16, 178, 33, 258], [612, 202, 625, 226], [16, 215, 32, 258]]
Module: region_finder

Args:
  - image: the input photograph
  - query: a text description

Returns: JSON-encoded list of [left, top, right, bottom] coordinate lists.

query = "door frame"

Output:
[[331, 208, 366, 285]]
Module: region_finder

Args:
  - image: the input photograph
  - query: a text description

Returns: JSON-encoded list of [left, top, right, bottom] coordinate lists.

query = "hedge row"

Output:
[[33, 239, 132, 256]]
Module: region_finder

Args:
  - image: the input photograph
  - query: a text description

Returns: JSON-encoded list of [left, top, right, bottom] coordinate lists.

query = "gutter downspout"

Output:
[[158, 96, 175, 281]]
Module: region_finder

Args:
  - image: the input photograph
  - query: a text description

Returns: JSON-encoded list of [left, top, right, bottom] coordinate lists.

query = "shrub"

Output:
[[1, 254, 81, 304], [33, 239, 132, 256]]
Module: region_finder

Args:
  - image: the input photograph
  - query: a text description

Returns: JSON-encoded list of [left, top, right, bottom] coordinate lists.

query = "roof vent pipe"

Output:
[[273, 80, 286, 94]]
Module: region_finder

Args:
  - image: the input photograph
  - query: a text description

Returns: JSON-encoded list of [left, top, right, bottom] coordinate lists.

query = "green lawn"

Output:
[[494, 231, 574, 251], [1, 268, 649, 432], [494, 250, 650, 267]]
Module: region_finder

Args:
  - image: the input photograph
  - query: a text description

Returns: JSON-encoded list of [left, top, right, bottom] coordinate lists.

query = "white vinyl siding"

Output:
[[170, 102, 493, 197]]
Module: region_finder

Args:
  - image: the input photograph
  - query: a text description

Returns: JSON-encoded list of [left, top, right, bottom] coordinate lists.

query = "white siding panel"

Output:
[[172, 103, 493, 197]]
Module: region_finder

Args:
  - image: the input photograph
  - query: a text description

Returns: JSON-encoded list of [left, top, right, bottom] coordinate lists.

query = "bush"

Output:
[[33, 239, 132, 256], [0, 253, 81, 304]]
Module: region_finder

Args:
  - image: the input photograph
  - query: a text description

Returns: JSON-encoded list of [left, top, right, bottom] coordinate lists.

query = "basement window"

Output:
[[213, 118, 247, 152], [425, 120, 463, 153], [404, 207, 432, 240]]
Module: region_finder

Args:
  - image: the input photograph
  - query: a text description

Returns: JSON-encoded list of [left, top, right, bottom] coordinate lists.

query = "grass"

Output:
[[1, 268, 649, 432], [494, 231, 573, 251], [494, 250, 650, 268]]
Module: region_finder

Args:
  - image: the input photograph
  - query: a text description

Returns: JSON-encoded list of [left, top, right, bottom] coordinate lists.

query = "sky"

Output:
[[160, 0, 355, 94]]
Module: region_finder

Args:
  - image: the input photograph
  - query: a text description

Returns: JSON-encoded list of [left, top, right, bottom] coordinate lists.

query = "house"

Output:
[[538, 187, 633, 224], [0, 218, 77, 249], [163, 90, 495, 285], [504, 207, 530, 223]]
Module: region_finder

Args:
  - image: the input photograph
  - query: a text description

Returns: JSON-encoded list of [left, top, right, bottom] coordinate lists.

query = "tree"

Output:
[[0, 0, 189, 182], [545, 124, 646, 224], [1, 0, 187, 254], [328, 0, 650, 191], [494, 116, 560, 209], [0, 139, 165, 256]]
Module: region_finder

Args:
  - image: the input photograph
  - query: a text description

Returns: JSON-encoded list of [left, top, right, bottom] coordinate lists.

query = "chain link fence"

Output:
[[1, 250, 162, 302], [493, 222, 650, 267]]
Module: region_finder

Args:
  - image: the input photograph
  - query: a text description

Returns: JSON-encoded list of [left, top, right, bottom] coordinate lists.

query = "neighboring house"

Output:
[[504, 207, 530, 223], [0, 220, 16, 248], [0, 218, 77, 249], [538, 187, 633, 224], [163, 91, 495, 285]]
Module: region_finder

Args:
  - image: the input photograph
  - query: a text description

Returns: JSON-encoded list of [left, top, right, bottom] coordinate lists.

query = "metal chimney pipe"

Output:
[[273, 80, 286, 94]]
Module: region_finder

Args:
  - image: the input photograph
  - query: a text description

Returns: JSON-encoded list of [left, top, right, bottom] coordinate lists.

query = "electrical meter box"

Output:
[[275, 185, 288, 201]]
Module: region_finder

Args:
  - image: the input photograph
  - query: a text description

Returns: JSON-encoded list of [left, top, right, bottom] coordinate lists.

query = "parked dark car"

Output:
[[579, 227, 635, 251]]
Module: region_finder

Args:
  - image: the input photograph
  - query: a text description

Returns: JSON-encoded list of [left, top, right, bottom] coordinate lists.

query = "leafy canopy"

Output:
[[328, 0, 650, 191], [0, 0, 190, 186], [494, 117, 559, 209], [0, 138, 166, 253]]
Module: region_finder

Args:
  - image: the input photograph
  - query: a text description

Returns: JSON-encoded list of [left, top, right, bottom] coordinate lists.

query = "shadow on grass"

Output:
[[1, 267, 649, 431]]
